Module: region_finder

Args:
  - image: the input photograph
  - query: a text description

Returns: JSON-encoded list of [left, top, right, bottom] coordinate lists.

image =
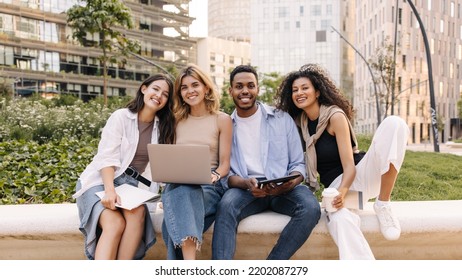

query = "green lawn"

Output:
[[393, 150, 462, 201], [356, 134, 462, 201]]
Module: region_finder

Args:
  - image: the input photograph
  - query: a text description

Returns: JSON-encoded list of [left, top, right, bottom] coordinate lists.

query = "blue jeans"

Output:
[[212, 185, 321, 260], [162, 180, 225, 260]]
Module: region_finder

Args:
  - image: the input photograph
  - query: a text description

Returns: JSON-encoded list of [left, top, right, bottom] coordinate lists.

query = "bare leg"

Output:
[[181, 238, 197, 260], [117, 205, 145, 260], [374, 163, 401, 240], [378, 163, 398, 201], [95, 209, 125, 260]]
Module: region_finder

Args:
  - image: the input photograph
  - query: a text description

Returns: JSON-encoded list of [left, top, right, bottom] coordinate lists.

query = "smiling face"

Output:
[[291, 77, 319, 111], [141, 79, 170, 112], [180, 75, 208, 108], [230, 72, 259, 117]]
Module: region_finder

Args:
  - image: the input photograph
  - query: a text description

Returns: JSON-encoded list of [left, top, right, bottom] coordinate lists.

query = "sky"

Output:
[[189, 0, 208, 37]]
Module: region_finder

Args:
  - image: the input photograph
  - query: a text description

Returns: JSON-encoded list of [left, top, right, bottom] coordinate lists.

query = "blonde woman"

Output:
[[162, 64, 232, 260]]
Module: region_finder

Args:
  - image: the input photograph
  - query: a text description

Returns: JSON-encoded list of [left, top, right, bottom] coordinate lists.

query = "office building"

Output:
[[250, 0, 355, 96], [0, 0, 195, 99], [208, 0, 250, 42], [355, 0, 462, 143], [196, 36, 250, 93]]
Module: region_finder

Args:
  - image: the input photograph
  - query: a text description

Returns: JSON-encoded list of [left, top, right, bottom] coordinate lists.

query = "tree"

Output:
[[259, 72, 284, 106], [219, 71, 284, 114], [369, 37, 399, 118], [0, 78, 13, 100], [220, 80, 235, 115], [67, 0, 139, 105]]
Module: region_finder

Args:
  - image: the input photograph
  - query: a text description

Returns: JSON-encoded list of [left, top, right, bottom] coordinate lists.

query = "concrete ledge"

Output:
[[1, 201, 461, 260], [446, 142, 462, 148]]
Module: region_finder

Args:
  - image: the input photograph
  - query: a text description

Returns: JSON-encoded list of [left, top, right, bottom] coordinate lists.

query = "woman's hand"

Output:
[[101, 190, 120, 210], [211, 171, 221, 184], [332, 187, 348, 209]]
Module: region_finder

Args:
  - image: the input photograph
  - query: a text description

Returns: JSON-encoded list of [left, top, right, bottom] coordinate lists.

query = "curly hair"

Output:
[[126, 73, 175, 144], [173, 63, 220, 122], [275, 63, 354, 120]]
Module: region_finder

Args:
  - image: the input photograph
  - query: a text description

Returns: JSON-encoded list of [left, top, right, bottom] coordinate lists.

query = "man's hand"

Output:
[[247, 178, 268, 198], [265, 179, 296, 196]]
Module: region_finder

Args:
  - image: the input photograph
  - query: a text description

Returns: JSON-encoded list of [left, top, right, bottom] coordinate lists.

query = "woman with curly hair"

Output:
[[275, 64, 409, 259]]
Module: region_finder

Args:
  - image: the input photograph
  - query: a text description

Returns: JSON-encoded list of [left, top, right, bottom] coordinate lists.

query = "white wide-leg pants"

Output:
[[326, 115, 409, 260]]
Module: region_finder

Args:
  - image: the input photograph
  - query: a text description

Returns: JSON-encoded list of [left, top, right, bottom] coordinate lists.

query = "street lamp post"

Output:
[[331, 26, 381, 126], [12, 77, 20, 99], [391, 0, 400, 115], [406, 0, 439, 152], [114, 43, 175, 80]]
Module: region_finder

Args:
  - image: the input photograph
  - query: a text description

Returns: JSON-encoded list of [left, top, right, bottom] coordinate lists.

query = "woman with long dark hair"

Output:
[[73, 73, 175, 259]]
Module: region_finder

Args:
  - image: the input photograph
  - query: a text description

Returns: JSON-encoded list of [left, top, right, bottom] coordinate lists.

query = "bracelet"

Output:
[[212, 170, 221, 181]]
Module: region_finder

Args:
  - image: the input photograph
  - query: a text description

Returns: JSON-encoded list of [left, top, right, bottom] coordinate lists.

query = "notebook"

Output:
[[95, 183, 160, 210], [147, 144, 212, 184]]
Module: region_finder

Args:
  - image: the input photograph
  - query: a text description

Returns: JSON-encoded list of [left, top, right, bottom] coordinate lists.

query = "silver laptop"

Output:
[[147, 144, 212, 184]]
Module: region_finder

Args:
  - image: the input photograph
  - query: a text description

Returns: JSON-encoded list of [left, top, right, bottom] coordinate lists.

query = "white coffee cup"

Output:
[[322, 188, 339, 212]]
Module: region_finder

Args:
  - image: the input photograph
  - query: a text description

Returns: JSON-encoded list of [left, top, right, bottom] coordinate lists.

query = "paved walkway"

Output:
[[406, 142, 462, 156]]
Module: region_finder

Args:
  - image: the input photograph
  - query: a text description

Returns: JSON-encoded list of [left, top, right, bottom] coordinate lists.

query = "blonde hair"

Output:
[[173, 63, 220, 122]]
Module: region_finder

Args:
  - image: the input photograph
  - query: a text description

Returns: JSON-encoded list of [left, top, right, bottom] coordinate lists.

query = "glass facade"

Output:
[[0, 0, 194, 99]]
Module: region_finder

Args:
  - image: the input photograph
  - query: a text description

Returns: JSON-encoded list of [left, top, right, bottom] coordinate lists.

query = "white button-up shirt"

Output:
[[73, 108, 159, 198]]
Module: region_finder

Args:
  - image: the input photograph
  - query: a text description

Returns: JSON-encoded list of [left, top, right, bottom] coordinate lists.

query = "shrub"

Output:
[[0, 138, 98, 204]]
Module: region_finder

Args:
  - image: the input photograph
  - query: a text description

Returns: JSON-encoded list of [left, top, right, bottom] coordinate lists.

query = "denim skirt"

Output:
[[75, 173, 156, 260], [161, 180, 225, 259]]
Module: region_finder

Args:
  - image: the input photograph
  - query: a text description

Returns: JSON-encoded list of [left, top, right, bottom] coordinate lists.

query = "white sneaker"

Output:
[[373, 202, 401, 240]]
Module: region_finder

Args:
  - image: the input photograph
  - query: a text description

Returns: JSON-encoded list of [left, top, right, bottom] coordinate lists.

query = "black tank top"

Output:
[[308, 118, 354, 187]]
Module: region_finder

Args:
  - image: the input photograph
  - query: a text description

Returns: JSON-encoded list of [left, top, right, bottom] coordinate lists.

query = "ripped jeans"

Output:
[[161, 180, 225, 259]]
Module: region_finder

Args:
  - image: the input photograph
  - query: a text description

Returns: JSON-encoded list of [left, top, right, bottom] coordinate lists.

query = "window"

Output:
[[410, 78, 413, 94], [316, 30, 326, 42], [320, 20, 330, 30], [278, 7, 288, 18], [440, 19, 444, 33], [229, 56, 234, 64], [398, 8, 402, 25], [216, 53, 224, 63], [402, 55, 406, 70], [300, 6, 304, 16], [326, 5, 332, 15], [311, 5, 321, 16], [274, 22, 279, 31], [0, 45, 14, 65], [296, 21, 300, 28], [417, 79, 420, 94], [406, 99, 410, 116]]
